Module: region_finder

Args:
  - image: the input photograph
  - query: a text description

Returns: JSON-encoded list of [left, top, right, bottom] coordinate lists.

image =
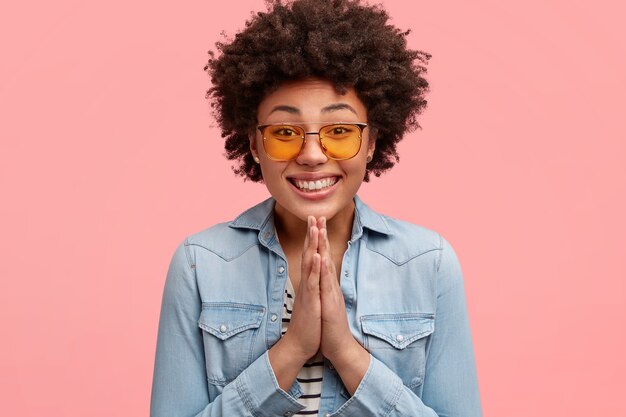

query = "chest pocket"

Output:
[[360, 313, 435, 389], [198, 302, 265, 386]]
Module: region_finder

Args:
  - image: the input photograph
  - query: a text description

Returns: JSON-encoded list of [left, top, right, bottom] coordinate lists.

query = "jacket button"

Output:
[[271, 314, 278, 322], [219, 324, 227, 333], [396, 334, 404, 342], [283, 412, 293, 417], [278, 266, 285, 274]]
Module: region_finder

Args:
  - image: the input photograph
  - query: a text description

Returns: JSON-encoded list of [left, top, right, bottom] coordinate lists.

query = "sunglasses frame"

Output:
[[256, 122, 368, 161]]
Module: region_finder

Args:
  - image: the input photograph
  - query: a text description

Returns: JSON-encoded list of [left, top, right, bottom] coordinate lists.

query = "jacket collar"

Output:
[[352, 194, 391, 237], [229, 195, 390, 246]]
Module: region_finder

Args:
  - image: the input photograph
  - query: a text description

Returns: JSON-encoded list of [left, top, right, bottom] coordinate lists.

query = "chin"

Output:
[[295, 200, 351, 223]]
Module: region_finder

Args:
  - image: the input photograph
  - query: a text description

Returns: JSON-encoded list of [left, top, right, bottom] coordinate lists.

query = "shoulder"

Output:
[[365, 213, 444, 266], [355, 196, 460, 268], [181, 198, 274, 262], [183, 221, 260, 262], [364, 212, 464, 295]]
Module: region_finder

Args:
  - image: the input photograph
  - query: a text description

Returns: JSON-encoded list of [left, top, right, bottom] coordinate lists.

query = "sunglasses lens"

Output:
[[262, 123, 363, 160], [320, 124, 362, 159], [263, 125, 305, 160]]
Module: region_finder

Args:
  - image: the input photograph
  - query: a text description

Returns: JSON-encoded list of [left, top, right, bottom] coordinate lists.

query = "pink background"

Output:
[[1, 1, 625, 416]]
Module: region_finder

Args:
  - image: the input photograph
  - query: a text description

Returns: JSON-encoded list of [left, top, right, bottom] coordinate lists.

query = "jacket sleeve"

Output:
[[150, 240, 307, 417], [328, 235, 482, 417]]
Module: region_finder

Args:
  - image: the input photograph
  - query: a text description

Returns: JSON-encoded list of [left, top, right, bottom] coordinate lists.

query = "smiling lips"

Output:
[[289, 176, 339, 192]]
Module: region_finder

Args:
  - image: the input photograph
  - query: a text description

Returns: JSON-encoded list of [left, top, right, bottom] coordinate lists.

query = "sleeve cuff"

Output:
[[332, 354, 404, 417], [235, 351, 306, 417]]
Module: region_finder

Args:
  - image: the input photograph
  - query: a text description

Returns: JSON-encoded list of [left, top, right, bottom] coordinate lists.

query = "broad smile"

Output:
[[287, 175, 341, 200], [290, 176, 338, 192]]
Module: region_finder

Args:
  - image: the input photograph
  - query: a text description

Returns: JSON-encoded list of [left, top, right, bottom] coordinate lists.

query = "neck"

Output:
[[273, 201, 355, 249]]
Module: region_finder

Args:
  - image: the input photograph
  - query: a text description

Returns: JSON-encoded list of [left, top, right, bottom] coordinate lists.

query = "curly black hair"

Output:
[[204, 0, 430, 182]]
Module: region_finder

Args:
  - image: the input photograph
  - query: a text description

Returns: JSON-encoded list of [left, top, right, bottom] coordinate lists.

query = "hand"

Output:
[[272, 216, 369, 395], [280, 216, 322, 362], [317, 217, 371, 395], [316, 217, 357, 364]]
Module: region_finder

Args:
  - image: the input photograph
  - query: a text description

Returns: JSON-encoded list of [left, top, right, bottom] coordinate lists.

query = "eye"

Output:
[[275, 127, 298, 136], [268, 125, 302, 140], [331, 127, 348, 135], [324, 125, 355, 138]]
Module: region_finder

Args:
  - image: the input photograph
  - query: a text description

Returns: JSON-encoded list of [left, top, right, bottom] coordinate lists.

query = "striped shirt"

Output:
[[282, 277, 324, 416]]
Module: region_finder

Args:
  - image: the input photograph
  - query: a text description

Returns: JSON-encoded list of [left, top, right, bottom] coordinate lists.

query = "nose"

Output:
[[295, 132, 328, 166]]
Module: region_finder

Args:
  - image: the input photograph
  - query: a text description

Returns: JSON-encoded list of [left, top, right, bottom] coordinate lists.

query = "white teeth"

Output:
[[293, 177, 338, 192]]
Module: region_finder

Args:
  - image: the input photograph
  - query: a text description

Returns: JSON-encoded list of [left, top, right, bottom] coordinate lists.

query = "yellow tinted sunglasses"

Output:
[[257, 122, 367, 161]]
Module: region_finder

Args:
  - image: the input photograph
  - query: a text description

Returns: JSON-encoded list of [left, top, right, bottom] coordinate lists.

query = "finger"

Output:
[[320, 258, 343, 318], [317, 227, 327, 263], [302, 216, 313, 251], [317, 217, 327, 253], [320, 256, 346, 311], [307, 216, 319, 254], [308, 252, 321, 291], [319, 227, 336, 277], [301, 218, 317, 275], [319, 253, 330, 293], [309, 224, 319, 254], [318, 217, 328, 250], [320, 253, 336, 291]]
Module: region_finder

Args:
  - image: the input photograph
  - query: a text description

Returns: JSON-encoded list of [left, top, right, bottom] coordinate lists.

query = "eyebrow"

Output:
[[268, 105, 300, 115], [267, 103, 358, 116], [321, 103, 358, 115]]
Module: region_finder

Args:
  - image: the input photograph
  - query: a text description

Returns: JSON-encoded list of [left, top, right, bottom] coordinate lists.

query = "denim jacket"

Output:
[[150, 195, 482, 417]]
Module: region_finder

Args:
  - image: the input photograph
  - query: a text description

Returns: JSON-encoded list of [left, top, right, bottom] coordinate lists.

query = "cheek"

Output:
[[342, 160, 368, 184], [258, 162, 287, 189]]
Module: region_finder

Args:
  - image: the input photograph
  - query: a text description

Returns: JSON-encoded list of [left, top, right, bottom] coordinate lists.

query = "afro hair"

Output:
[[204, 0, 431, 182]]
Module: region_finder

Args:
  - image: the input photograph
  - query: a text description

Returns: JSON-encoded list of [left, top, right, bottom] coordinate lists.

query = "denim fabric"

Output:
[[150, 195, 482, 417]]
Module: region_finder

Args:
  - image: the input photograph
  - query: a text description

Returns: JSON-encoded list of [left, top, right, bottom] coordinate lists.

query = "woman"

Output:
[[150, 1, 482, 416]]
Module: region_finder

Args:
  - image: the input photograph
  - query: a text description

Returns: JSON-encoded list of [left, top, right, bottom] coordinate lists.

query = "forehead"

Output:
[[257, 78, 367, 122]]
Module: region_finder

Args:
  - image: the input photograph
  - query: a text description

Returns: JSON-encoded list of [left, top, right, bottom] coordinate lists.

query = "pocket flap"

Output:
[[198, 302, 265, 341], [360, 313, 435, 349]]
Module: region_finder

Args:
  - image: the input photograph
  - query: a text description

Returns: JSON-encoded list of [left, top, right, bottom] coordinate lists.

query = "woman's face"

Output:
[[250, 78, 375, 225]]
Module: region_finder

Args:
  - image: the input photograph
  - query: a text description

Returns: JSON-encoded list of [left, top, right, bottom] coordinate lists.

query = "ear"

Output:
[[249, 132, 260, 161], [367, 132, 377, 160]]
